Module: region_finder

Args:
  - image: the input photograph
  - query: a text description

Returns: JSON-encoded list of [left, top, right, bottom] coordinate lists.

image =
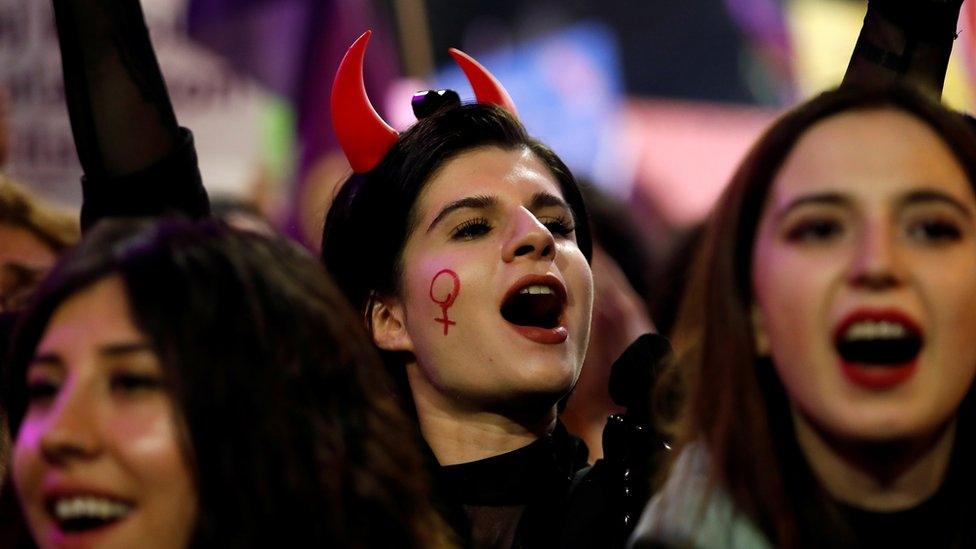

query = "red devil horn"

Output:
[[448, 48, 518, 118], [331, 31, 399, 173]]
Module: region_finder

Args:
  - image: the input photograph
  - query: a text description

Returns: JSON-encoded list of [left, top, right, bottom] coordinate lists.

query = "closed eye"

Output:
[[450, 217, 493, 240], [784, 218, 844, 243], [26, 379, 59, 405], [906, 218, 963, 243], [110, 373, 163, 395], [539, 215, 575, 237]]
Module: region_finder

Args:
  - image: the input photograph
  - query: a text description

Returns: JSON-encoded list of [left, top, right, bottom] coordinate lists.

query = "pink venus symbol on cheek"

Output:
[[429, 269, 461, 335]]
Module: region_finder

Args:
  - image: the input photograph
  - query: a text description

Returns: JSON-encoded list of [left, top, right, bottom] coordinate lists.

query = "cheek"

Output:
[[924, 263, 976, 376], [755, 246, 834, 300], [112, 400, 190, 488], [753, 269, 805, 349], [924, 253, 976, 318], [429, 269, 461, 303], [406, 257, 483, 333], [429, 269, 462, 335], [752, 247, 846, 401], [113, 401, 197, 545], [753, 243, 840, 339], [560, 246, 593, 311], [11, 419, 45, 510]]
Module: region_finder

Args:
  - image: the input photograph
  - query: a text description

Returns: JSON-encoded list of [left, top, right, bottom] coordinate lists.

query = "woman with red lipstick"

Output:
[[4, 218, 451, 548], [630, 84, 976, 548], [321, 33, 596, 547]]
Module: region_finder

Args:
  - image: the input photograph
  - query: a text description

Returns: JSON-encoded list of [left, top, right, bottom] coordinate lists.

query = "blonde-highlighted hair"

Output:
[[0, 175, 79, 252]]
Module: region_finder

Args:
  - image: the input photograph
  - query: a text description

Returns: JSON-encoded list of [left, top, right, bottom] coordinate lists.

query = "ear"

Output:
[[370, 294, 414, 353], [751, 303, 770, 357]]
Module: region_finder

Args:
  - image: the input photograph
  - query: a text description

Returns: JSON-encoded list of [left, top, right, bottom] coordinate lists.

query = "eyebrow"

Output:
[[29, 341, 153, 368], [774, 192, 850, 222], [530, 192, 572, 214], [427, 195, 497, 233], [100, 341, 154, 358], [899, 189, 974, 219], [775, 189, 975, 223]]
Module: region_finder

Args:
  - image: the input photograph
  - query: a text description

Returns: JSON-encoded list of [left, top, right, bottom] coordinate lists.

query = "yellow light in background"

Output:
[[786, 0, 973, 110], [787, 0, 865, 97]]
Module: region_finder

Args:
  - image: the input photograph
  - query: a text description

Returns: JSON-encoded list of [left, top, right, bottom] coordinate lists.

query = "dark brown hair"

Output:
[[662, 84, 976, 546], [5, 218, 452, 548], [321, 103, 591, 407]]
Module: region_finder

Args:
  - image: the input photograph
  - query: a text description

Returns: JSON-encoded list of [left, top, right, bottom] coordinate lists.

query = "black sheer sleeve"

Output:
[[844, 0, 964, 97], [52, 0, 209, 231]]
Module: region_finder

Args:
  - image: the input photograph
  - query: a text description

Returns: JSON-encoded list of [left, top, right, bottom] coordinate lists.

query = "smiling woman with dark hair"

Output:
[[4, 218, 451, 548]]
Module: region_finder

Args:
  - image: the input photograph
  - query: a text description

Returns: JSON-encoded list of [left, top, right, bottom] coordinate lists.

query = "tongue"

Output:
[[836, 338, 922, 365]]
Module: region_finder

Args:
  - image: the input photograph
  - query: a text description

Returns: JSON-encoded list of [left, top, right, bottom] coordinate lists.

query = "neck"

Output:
[[793, 410, 955, 511], [407, 362, 558, 466]]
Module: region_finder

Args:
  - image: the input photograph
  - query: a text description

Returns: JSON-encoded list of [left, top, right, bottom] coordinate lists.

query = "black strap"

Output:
[[852, 40, 911, 74]]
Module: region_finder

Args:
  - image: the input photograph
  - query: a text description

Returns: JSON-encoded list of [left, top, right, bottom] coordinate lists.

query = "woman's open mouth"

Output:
[[46, 494, 134, 536], [500, 275, 568, 344], [833, 310, 924, 389]]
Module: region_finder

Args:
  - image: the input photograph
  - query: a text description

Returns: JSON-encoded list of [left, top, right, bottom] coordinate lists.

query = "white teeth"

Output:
[[518, 285, 554, 295], [53, 497, 132, 522], [843, 320, 909, 341]]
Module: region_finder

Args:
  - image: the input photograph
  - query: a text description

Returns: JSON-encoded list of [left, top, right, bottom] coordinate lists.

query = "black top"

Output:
[[53, 0, 209, 230], [841, 485, 955, 548], [836, 418, 974, 549], [78, 128, 208, 228], [783, 414, 976, 548], [433, 422, 589, 549]]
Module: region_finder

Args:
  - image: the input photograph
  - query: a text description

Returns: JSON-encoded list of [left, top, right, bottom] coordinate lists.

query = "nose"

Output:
[[38, 381, 101, 465], [503, 209, 556, 263], [848, 223, 904, 290]]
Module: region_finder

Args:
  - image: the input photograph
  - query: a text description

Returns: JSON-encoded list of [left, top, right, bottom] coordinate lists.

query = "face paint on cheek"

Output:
[[429, 269, 461, 335]]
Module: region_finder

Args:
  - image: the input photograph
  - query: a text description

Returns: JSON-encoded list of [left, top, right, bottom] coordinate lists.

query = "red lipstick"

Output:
[[509, 325, 569, 344], [840, 362, 917, 390], [833, 309, 923, 390]]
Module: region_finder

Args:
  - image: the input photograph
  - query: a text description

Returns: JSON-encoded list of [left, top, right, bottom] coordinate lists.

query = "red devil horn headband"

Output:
[[330, 31, 399, 174], [331, 30, 519, 173], [447, 48, 518, 117]]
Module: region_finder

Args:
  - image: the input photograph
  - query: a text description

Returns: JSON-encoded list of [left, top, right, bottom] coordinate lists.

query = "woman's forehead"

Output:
[[768, 109, 973, 209], [34, 276, 145, 361], [417, 147, 565, 217]]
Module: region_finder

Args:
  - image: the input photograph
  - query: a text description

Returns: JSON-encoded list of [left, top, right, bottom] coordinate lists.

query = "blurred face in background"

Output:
[[0, 223, 58, 312], [13, 276, 197, 549], [751, 108, 976, 445]]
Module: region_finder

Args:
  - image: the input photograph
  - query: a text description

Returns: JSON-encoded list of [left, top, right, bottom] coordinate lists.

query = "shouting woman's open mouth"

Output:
[[833, 310, 924, 389], [501, 274, 568, 344]]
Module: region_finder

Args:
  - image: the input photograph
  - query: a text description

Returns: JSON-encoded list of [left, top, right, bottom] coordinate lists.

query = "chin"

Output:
[[835, 423, 921, 443], [519, 361, 579, 393], [820, 406, 950, 444]]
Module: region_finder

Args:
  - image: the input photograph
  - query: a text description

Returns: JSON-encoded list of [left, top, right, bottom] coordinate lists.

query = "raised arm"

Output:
[[844, 0, 964, 97], [53, 0, 209, 230]]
